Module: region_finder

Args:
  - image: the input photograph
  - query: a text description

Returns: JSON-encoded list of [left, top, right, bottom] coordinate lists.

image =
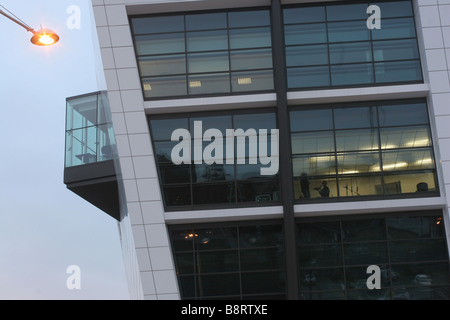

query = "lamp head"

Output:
[[30, 28, 59, 46]]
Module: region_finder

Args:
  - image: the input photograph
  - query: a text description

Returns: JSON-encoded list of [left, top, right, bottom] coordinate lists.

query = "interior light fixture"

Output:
[[189, 81, 202, 88], [238, 77, 252, 85], [0, 6, 60, 46]]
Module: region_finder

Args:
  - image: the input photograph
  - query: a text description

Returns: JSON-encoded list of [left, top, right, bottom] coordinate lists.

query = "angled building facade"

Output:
[[65, 0, 450, 299]]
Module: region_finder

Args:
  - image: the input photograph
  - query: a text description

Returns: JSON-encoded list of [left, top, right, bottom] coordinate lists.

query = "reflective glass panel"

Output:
[[331, 63, 374, 86], [228, 10, 270, 28], [229, 27, 272, 49], [185, 12, 227, 31], [186, 30, 228, 52], [284, 23, 327, 45], [286, 45, 328, 67], [283, 6, 325, 24], [142, 76, 187, 98], [135, 33, 185, 55], [287, 66, 330, 88], [290, 109, 333, 132]]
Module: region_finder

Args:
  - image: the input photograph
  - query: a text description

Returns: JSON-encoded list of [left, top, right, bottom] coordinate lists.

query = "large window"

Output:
[[284, 0, 423, 90], [297, 212, 450, 300], [149, 110, 280, 209], [290, 99, 438, 201], [169, 222, 286, 300], [131, 8, 274, 99]]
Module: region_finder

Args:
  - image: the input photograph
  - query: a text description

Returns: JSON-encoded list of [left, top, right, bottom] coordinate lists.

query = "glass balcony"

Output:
[[65, 91, 117, 168]]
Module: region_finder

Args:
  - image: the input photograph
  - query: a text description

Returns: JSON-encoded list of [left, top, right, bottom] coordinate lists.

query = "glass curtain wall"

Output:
[[290, 99, 438, 201], [131, 9, 274, 99], [284, 0, 422, 89]]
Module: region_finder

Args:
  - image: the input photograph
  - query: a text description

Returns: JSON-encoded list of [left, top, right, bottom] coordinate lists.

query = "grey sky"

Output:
[[0, 0, 129, 299]]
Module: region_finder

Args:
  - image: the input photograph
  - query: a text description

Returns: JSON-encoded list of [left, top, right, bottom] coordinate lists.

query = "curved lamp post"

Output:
[[0, 6, 59, 46]]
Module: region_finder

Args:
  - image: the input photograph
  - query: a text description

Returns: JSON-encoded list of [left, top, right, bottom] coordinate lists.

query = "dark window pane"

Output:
[[135, 33, 185, 55], [342, 219, 386, 242], [190, 115, 232, 133], [297, 221, 341, 244], [142, 76, 187, 98], [240, 248, 284, 271], [195, 227, 238, 250], [287, 66, 330, 88], [154, 141, 181, 163], [163, 185, 191, 206], [290, 109, 333, 132], [159, 164, 190, 184], [300, 268, 345, 293], [283, 7, 326, 24], [234, 113, 277, 131], [375, 60, 423, 83], [390, 239, 448, 263], [151, 118, 188, 141], [175, 252, 194, 274], [241, 271, 286, 295], [285, 24, 327, 45], [334, 106, 378, 129], [198, 273, 240, 297], [346, 264, 390, 290], [373, 1, 413, 18], [328, 21, 371, 42], [132, 15, 184, 34], [192, 163, 235, 182], [239, 225, 283, 248], [371, 17, 416, 40], [378, 102, 428, 126], [185, 12, 227, 31], [229, 10, 270, 28], [373, 39, 419, 61], [387, 215, 446, 240], [329, 42, 372, 64], [286, 45, 328, 67], [186, 30, 228, 52], [187, 51, 229, 73], [344, 242, 388, 265], [298, 244, 343, 268], [391, 262, 450, 288], [193, 183, 235, 205], [230, 49, 273, 71], [231, 70, 274, 92], [326, 3, 369, 21], [236, 179, 280, 203], [197, 251, 239, 273], [139, 55, 186, 77], [331, 63, 374, 86], [229, 27, 272, 49], [188, 73, 230, 95]]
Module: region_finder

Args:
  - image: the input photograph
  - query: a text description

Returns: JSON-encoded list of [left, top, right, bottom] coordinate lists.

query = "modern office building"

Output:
[[64, 0, 450, 299]]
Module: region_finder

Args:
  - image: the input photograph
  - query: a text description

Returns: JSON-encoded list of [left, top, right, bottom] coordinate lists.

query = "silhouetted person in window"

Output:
[[300, 172, 310, 199], [416, 182, 428, 192], [315, 181, 330, 197]]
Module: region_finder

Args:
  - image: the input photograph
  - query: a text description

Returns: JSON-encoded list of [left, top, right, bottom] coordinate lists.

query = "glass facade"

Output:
[[149, 110, 280, 209], [291, 99, 438, 201], [169, 212, 450, 300], [297, 211, 450, 300], [65, 92, 117, 168], [284, 1, 422, 89], [169, 222, 286, 299], [131, 8, 274, 99]]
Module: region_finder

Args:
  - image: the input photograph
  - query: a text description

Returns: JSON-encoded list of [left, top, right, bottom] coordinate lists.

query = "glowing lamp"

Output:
[[30, 29, 60, 46]]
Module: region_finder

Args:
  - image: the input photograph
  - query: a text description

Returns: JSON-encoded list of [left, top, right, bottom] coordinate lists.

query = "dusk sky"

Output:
[[0, 0, 129, 299]]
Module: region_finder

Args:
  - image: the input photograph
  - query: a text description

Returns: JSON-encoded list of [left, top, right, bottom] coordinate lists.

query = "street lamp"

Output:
[[0, 6, 59, 46]]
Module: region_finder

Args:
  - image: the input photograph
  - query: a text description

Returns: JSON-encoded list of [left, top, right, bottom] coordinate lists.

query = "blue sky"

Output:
[[0, 0, 129, 299]]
